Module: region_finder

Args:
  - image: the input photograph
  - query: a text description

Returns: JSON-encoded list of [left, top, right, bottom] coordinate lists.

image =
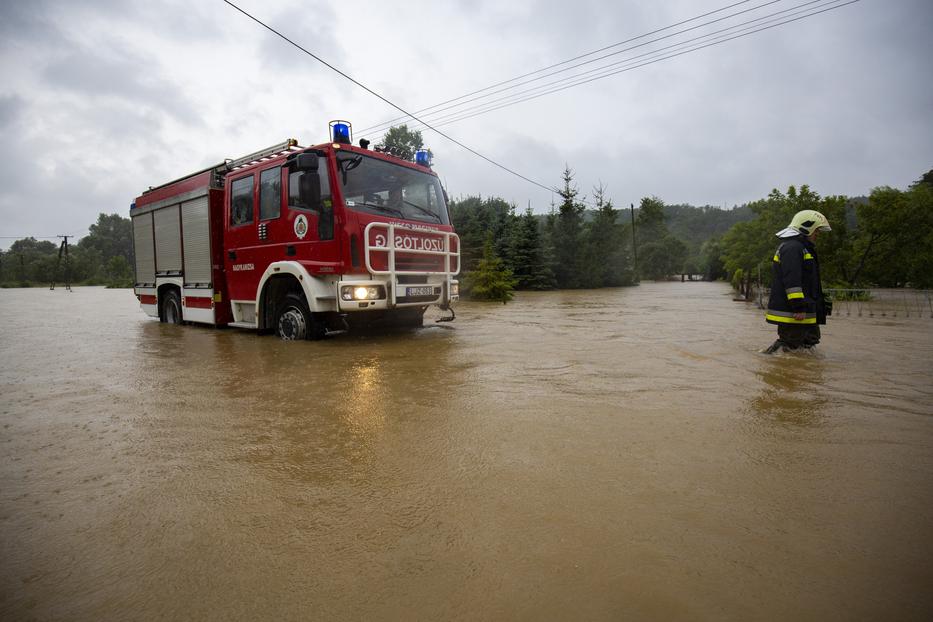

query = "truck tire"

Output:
[[161, 290, 183, 324], [275, 292, 325, 341]]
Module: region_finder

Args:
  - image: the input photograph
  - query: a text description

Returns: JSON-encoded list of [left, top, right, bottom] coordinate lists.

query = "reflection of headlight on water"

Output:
[[341, 360, 387, 438]]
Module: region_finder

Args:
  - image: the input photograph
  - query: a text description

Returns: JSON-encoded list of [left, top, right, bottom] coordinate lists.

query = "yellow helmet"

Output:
[[776, 210, 831, 238]]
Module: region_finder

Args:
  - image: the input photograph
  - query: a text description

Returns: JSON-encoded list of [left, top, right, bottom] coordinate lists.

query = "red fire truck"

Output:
[[131, 122, 459, 339]]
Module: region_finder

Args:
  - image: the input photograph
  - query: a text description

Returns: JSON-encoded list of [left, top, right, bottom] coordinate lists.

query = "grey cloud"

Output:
[[0, 0, 222, 46], [0, 95, 26, 131], [252, 1, 343, 72], [42, 43, 203, 128], [0, 1, 58, 41], [131, 1, 227, 43]]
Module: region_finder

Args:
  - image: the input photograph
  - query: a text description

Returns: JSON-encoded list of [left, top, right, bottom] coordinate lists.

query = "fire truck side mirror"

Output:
[[290, 153, 321, 211], [294, 153, 319, 172], [298, 171, 322, 212]]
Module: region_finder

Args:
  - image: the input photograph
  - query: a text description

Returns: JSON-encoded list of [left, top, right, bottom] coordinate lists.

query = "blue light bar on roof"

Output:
[[329, 120, 352, 144], [415, 149, 431, 167]]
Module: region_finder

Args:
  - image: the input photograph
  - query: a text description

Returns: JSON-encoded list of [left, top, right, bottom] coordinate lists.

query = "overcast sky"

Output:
[[0, 0, 930, 247]]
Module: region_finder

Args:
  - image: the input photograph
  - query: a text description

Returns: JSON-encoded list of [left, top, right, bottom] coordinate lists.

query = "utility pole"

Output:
[[757, 263, 763, 308], [50, 235, 72, 291], [630, 203, 638, 278]]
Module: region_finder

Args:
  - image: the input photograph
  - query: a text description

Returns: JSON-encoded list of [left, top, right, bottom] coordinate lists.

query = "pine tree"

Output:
[[581, 183, 625, 287], [551, 166, 586, 288], [449, 195, 514, 273], [465, 234, 517, 303], [509, 208, 556, 290]]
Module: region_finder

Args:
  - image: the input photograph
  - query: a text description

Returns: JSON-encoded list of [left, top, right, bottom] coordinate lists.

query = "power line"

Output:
[[222, 0, 559, 195], [367, 0, 818, 135], [398, 0, 859, 135], [389, 0, 855, 135], [358, 0, 767, 134], [401, 0, 854, 133]]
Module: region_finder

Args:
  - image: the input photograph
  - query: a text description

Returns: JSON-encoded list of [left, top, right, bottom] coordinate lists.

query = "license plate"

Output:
[[406, 286, 435, 297]]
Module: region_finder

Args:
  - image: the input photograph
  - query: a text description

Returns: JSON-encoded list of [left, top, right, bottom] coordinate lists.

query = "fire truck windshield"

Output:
[[336, 152, 450, 225]]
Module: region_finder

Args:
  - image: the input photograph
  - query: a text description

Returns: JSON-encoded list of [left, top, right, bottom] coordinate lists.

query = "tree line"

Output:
[[453, 165, 933, 301], [0, 214, 134, 288], [451, 166, 753, 300], [714, 170, 933, 297]]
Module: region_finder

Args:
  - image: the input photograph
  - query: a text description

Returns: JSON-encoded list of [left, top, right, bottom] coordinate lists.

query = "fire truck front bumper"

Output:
[[337, 278, 458, 311]]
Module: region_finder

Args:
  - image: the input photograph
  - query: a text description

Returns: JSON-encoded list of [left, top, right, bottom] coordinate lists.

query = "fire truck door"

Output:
[[283, 164, 339, 264], [224, 172, 262, 303]]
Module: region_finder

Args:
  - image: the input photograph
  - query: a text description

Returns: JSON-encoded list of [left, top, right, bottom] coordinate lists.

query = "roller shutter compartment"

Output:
[[153, 206, 182, 274], [182, 195, 212, 285], [133, 212, 155, 285]]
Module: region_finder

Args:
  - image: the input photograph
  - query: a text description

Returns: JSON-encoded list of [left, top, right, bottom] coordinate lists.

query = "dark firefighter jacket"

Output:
[[766, 235, 826, 326]]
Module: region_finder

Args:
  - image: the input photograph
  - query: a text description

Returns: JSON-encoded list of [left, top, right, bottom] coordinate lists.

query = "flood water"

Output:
[[2, 282, 932, 620]]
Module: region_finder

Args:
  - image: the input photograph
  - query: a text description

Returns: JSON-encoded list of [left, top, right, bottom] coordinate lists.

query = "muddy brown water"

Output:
[[1, 283, 932, 620]]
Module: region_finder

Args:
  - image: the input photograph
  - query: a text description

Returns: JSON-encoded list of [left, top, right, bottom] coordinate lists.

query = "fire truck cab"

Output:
[[131, 124, 459, 339]]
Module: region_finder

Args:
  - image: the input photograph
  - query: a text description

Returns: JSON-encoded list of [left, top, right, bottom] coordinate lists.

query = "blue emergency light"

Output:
[[329, 120, 352, 144], [415, 149, 431, 167]]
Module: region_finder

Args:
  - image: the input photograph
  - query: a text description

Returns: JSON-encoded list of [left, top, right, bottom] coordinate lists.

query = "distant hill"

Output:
[[663, 203, 754, 252], [575, 202, 754, 253]]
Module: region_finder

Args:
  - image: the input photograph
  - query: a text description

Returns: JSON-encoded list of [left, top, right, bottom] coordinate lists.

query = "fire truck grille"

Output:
[[395, 254, 445, 272]]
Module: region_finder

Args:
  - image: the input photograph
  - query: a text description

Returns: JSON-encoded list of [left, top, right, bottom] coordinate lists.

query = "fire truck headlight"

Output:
[[341, 285, 385, 301], [450, 281, 459, 297]]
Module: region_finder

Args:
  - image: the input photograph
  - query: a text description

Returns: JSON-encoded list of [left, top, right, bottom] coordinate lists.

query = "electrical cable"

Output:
[[222, 0, 559, 194], [358, 0, 768, 134], [364, 0, 821, 136], [399, 0, 854, 133]]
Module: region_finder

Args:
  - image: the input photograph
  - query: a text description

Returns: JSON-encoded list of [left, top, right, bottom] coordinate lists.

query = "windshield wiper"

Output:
[[337, 155, 362, 185], [401, 199, 442, 223]]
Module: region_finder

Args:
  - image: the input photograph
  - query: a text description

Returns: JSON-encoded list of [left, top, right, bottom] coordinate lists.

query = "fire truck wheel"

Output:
[[276, 292, 325, 341], [161, 290, 183, 325]]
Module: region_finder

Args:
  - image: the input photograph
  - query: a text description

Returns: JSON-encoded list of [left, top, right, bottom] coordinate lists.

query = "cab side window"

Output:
[[288, 164, 333, 240], [259, 167, 281, 220], [230, 176, 254, 226]]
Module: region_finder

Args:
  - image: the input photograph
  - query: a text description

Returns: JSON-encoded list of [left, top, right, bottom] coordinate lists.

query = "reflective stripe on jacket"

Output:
[[766, 235, 824, 326]]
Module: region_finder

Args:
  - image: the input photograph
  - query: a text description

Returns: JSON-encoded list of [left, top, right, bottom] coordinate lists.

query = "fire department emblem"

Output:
[[294, 214, 308, 239]]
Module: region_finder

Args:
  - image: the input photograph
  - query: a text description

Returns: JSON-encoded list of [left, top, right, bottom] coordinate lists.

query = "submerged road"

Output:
[[1, 282, 932, 620]]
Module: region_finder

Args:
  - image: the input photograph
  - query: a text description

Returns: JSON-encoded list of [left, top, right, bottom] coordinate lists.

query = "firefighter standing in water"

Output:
[[763, 210, 833, 353]]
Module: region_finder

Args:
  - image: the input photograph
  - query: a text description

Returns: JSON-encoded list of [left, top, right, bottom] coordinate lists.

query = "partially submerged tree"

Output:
[[465, 235, 517, 303], [509, 208, 556, 290], [634, 196, 685, 280], [551, 166, 586, 288]]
